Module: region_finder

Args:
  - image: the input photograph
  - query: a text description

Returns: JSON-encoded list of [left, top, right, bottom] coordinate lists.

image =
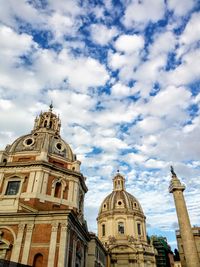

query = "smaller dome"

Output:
[[98, 173, 144, 218]]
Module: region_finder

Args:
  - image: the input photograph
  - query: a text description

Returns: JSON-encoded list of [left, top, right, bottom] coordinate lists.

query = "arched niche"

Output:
[[33, 253, 43, 267]]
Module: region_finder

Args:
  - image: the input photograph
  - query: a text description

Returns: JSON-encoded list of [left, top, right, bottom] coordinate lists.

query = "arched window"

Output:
[[33, 253, 43, 267], [44, 120, 47, 127], [118, 222, 124, 234], [137, 223, 141, 235], [54, 182, 62, 198], [102, 224, 105, 236]]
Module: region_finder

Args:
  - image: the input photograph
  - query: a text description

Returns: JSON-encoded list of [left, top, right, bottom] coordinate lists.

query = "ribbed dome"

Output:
[[99, 190, 143, 214], [4, 105, 75, 162], [98, 173, 144, 218], [6, 133, 74, 162]]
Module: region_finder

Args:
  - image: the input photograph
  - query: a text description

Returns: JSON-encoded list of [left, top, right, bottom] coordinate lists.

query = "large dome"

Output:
[[2, 105, 77, 165], [6, 132, 75, 162]]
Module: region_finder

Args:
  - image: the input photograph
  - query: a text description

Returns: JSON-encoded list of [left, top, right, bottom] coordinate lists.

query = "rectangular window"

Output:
[[137, 223, 141, 235], [102, 224, 105, 236], [5, 181, 20, 195], [118, 222, 124, 234]]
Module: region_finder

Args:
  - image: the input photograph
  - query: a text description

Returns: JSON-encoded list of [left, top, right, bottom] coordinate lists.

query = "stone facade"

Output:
[[97, 172, 156, 267], [88, 232, 108, 267], [0, 106, 90, 267], [176, 227, 200, 267]]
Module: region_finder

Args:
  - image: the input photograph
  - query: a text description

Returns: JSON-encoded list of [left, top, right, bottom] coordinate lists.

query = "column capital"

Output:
[[169, 175, 185, 193], [18, 223, 25, 232], [51, 222, 59, 232], [60, 222, 68, 232], [27, 223, 34, 232]]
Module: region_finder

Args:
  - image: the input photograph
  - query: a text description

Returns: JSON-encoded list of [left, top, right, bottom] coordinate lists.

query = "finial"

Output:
[[170, 166, 177, 177], [117, 169, 120, 173], [49, 101, 53, 112]]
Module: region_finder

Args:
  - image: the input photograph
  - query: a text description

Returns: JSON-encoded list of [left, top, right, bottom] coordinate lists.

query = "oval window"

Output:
[[56, 143, 62, 150]]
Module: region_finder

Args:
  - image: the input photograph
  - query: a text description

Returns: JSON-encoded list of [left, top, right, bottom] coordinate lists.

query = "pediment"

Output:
[[18, 202, 38, 213]]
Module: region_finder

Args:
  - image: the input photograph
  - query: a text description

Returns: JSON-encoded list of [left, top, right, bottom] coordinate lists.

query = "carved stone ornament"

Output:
[[27, 224, 34, 232], [60, 223, 68, 232], [108, 236, 116, 244], [18, 224, 25, 231], [51, 222, 59, 232], [127, 235, 136, 243]]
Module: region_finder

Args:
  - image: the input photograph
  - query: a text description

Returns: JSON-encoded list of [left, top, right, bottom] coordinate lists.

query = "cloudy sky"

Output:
[[0, 0, 200, 249]]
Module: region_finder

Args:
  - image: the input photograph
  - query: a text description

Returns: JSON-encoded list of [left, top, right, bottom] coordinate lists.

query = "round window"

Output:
[[23, 137, 34, 147], [118, 201, 122, 205], [56, 142, 62, 151]]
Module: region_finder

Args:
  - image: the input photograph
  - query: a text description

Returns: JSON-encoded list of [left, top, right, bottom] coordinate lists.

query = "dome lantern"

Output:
[[113, 171, 125, 191], [32, 104, 61, 135]]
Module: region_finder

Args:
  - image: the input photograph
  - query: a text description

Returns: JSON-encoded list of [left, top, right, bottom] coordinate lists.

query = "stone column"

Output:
[[58, 223, 69, 267], [48, 222, 59, 267], [169, 171, 200, 267], [21, 223, 34, 265], [10, 223, 25, 262], [71, 236, 78, 267]]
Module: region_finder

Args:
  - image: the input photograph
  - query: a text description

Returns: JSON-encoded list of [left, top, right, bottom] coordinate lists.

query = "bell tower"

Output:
[[169, 166, 200, 267]]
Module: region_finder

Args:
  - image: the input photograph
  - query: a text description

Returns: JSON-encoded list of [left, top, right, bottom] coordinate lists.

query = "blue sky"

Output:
[[0, 0, 200, 250]]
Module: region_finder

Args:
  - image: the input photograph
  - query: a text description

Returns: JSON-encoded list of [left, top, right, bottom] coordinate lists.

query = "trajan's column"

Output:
[[169, 166, 200, 267]]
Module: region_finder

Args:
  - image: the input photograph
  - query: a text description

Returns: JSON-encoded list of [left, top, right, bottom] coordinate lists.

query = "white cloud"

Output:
[[145, 86, 191, 118], [0, 0, 44, 29], [168, 0, 195, 16], [179, 12, 200, 46], [111, 82, 132, 97], [31, 48, 109, 92], [137, 116, 165, 133], [90, 24, 118, 45], [115, 34, 144, 54], [108, 51, 128, 69], [123, 0, 165, 29], [149, 31, 177, 58], [165, 49, 200, 86], [0, 25, 34, 60]]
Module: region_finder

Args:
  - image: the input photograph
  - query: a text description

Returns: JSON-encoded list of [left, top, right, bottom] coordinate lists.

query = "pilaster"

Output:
[[21, 223, 34, 265], [10, 223, 25, 262], [48, 222, 59, 267], [58, 222, 69, 267]]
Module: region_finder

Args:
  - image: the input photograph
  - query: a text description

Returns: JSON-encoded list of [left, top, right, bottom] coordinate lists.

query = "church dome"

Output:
[[97, 172, 156, 266], [98, 173, 144, 219], [6, 133, 74, 162], [4, 104, 76, 163]]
